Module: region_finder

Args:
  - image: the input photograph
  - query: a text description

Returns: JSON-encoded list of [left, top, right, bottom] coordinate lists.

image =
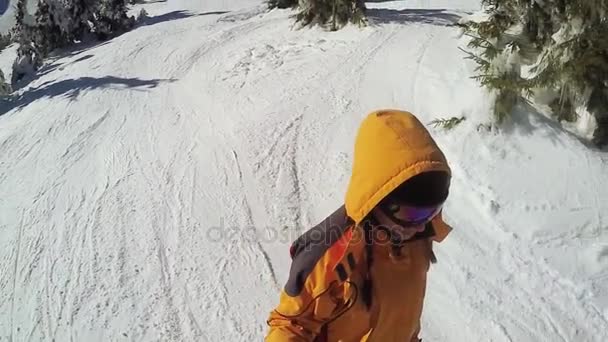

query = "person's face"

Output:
[[371, 205, 428, 241]]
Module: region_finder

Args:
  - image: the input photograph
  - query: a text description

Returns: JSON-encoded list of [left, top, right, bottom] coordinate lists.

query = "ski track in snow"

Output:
[[1, 0, 608, 341]]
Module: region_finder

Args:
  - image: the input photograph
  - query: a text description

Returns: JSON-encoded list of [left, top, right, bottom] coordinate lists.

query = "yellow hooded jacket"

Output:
[[265, 110, 452, 342]]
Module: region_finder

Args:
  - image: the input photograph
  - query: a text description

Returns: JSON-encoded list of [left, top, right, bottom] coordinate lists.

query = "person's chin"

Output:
[[391, 228, 416, 241]]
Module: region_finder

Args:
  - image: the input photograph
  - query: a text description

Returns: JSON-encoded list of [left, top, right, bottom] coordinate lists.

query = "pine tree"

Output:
[[12, 0, 27, 39], [64, 0, 95, 42], [0, 68, 12, 96], [11, 0, 39, 85], [93, 0, 135, 40], [34, 0, 69, 57], [462, 0, 608, 147], [11, 0, 136, 85], [267, 0, 297, 9], [0, 33, 11, 52], [295, 0, 366, 30], [12, 42, 43, 85], [22, 0, 135, 49]]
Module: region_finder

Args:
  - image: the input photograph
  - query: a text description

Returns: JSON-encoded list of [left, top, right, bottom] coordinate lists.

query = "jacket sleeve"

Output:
[[265, 287, 336, 341], [265, 244, 345, 341]]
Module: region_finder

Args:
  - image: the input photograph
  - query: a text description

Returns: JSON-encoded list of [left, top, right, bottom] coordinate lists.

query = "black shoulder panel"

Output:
[[284, 205, 353, 296]]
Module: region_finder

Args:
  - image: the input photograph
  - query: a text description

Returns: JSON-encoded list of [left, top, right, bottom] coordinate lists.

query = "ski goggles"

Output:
[[379, 200, 443, 227]]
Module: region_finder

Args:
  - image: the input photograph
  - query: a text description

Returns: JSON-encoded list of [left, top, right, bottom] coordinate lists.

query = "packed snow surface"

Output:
[[1, 0, 607, 341]]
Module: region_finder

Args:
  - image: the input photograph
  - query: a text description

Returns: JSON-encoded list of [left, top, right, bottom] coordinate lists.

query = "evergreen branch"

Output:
[[429, 116, 467, 130]]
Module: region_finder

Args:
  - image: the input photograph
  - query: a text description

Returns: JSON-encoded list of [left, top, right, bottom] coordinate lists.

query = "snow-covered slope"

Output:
[[1, 0, 607, 341]]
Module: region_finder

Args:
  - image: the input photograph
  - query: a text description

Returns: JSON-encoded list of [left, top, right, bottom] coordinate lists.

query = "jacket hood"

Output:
[[345, 110, 451, 224]]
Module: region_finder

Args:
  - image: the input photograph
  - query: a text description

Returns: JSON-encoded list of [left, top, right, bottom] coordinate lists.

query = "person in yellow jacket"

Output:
[[265, 109, 453, 342]]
